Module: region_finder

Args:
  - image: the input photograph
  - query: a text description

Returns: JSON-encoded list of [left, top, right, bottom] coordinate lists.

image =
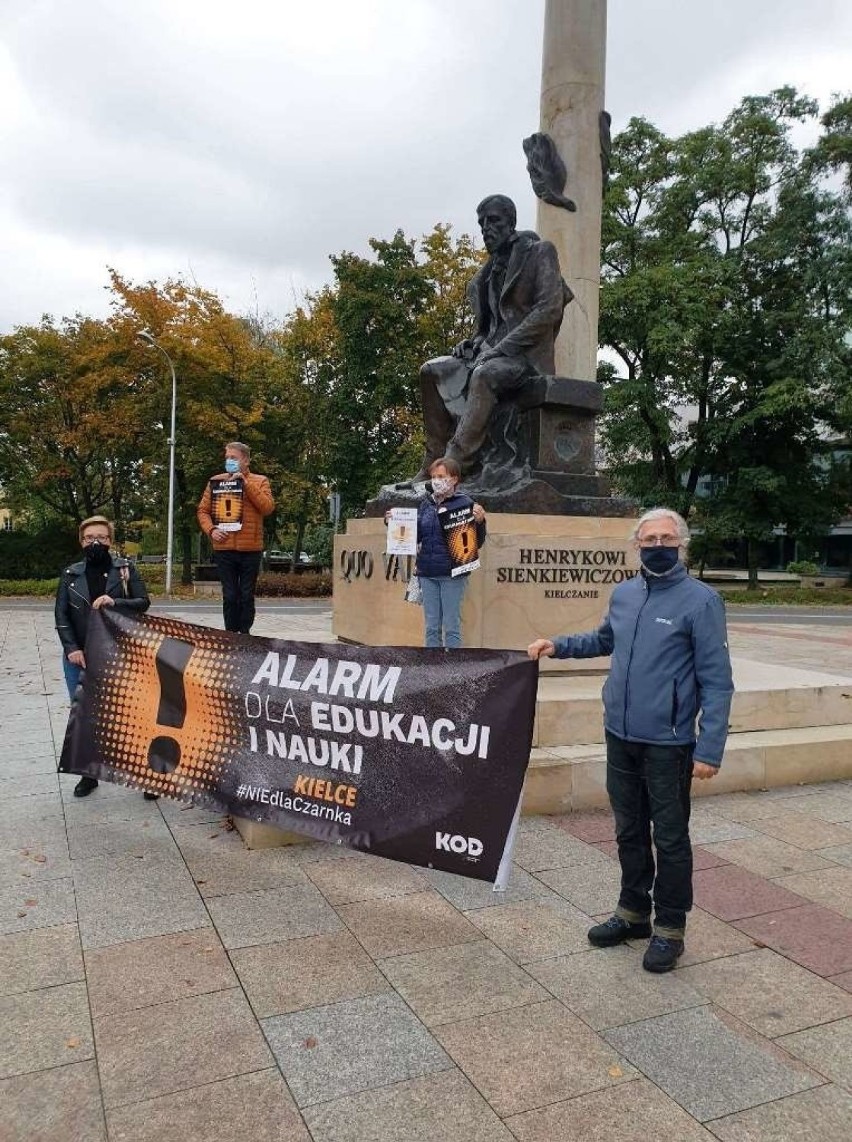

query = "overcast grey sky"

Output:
[[1, 0, 849, 332]]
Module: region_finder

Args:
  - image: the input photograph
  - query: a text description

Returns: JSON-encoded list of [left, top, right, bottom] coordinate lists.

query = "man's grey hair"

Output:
[[476, 194, 517, 228], [630, 507, 690, 545], [226, 441, 250, 459]]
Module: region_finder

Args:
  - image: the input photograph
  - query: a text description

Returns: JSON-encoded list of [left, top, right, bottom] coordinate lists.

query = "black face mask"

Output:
[[84, 542, 111, 567], [640, 546, 680, 576]]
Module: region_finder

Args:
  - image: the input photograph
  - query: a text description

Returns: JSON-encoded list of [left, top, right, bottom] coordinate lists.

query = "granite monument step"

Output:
[[234, 659, 852, 846], [524, 723, 852, 815], [534, 659, 852, 747]]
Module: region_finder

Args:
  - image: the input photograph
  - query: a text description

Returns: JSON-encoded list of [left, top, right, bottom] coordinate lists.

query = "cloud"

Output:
[[0, 0, 848, 329]]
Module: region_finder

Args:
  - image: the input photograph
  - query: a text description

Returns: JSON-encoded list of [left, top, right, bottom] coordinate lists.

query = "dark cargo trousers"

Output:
[[605, 731, 695, 939]]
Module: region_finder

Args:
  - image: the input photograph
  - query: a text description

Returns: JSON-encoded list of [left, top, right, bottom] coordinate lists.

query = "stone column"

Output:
[[537, 0, 607, 381]]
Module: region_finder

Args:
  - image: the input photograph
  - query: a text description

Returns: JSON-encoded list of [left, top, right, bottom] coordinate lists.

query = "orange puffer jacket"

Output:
[[197, 470, 275, 552]]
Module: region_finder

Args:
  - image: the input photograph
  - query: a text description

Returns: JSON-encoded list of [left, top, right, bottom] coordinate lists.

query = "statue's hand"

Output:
[[453, 335, 487, 361], [474, 346, 501, 366]]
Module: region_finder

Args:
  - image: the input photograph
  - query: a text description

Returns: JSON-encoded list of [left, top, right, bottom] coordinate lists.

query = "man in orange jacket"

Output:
[[197, 442, 274, 634]]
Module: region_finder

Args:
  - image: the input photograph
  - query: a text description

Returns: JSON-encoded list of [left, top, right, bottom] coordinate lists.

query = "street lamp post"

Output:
[[138, 331, 177, 596]]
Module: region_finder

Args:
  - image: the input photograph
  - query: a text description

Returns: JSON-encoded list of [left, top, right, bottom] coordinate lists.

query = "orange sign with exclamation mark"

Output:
[[147, 637, 195, 775]]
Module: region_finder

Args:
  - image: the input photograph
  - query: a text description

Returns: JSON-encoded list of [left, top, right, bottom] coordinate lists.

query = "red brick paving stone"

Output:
[[591, 840, 619, 859], [691, 846, 730, 871], [1, 1060, 106, 1142], [105, 1069, 309, 1142], [557, 812, 616, 843], [692, 864, 807, 921], [733, 904, 852, 977], [589, 842, 728, 870], [828, 971, 852, 992]]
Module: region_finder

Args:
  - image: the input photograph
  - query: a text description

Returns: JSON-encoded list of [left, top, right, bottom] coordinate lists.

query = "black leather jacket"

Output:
[[55, 555, 150, 656]]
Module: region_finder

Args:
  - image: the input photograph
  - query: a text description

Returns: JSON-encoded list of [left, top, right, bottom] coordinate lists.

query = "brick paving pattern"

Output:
[[2, 602, 851, 1140]]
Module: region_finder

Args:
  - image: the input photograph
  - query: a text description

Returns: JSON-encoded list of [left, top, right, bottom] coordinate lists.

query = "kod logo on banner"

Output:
[[436, 832, 483, 858]]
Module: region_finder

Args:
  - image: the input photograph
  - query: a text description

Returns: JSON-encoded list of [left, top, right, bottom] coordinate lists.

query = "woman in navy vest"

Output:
[[415, 457, 486, 648]]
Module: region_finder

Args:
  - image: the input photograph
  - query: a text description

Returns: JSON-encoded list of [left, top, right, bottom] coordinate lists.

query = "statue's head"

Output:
[[476, 195, 516, 255]]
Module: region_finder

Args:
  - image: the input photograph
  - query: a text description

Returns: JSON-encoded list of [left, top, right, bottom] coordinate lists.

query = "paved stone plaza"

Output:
[[2, 601, 851, 1140]]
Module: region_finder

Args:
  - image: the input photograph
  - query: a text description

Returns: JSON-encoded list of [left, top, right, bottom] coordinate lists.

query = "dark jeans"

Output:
[[605, 731, 694, 938], [214, 550, 262, 633]]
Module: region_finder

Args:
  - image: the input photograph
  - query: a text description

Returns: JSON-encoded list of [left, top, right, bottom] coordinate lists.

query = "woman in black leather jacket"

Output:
[[55, 515, 150, 797]]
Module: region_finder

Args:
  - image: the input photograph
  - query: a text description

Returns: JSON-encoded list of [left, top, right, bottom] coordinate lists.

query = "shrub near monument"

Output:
[[255, 571, 331, 597]]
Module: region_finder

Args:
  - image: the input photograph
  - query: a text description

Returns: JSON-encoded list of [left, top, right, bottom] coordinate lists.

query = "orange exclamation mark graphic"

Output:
[[147, 637, 194, 774], [224, 497, 232, 518], [461, 529, 470, 555]]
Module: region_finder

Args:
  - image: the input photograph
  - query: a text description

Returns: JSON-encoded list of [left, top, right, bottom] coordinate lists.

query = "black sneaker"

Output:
[[73, 776, 98, 798], [642, 935, 685, 973], [588, 914, 652, 947], [143, 792, 159, 801]]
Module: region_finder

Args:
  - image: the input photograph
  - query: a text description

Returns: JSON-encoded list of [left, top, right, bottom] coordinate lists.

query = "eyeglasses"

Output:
[[81, 535, 111, 545], [637, 533, 680, 547]]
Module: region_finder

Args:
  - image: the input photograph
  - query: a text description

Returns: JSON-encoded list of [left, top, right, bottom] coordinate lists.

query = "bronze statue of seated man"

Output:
[[412, 194, 572, 483]]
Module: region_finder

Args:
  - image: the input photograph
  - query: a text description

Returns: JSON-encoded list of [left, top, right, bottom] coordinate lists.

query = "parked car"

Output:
[[265, 550, 314, 566]]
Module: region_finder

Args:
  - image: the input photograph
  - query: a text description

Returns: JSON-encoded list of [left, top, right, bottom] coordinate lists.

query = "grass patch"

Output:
[[0, 578, 59, 596], [0, 575, 198, 599], [721, 586, 852, 606], [150, 583, 197, 598]]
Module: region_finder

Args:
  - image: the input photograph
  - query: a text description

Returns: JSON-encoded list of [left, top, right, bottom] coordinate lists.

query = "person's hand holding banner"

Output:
[[61, 609, 539, 886]]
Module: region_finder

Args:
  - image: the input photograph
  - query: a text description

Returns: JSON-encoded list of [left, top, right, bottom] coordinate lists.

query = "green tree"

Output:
[[108, 271, 311, 580], [0, 314, 158, 541], [327, 231, 432, 511], [807, 93, 852, 199], [262, 302, 337, 568], [279, 224, 481, 517], [417, 223, 484, 360], [599, 89, 852, 586], [1, 221, 483, 562]]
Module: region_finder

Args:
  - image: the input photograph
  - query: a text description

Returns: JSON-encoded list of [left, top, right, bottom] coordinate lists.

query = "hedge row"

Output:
[[0, 528, 78, 580], [0, 579, 60, 597], [255, 571, 332, 597], [1, 571, 332, 599], [721, 586, 852, 605]]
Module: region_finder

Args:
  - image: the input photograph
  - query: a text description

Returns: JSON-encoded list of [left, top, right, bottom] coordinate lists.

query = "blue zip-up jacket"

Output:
[[415, 492, 487, 578], [552, 562, 734, 766]]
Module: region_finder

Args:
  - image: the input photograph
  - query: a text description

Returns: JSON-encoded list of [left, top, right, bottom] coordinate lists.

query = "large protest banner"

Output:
[[60, 610, 539, 883]]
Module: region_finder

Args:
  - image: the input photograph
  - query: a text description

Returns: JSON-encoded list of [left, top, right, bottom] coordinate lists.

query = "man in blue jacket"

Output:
[[528, 508, 734, 972]]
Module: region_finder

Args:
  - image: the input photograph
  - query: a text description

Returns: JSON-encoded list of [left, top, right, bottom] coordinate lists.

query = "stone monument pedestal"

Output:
[[333, 512, 637, 669], [366, 377, 634, 519]]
